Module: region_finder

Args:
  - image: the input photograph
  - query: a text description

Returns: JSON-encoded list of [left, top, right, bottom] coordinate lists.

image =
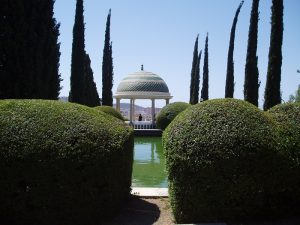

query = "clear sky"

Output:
[[54, 0, 300, 108]]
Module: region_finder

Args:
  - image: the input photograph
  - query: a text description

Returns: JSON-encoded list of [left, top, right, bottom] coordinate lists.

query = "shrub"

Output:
[[0, 100, 134, 225], [94, 105, 124, 121], [268, 102, 300, 214], [156, 102, 190, 130], [268, 102, 300, 162], [163, 98, 295, 223]]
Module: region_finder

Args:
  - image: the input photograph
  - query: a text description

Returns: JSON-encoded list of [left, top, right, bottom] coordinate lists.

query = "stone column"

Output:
[[132, 99, 136, 122], [116, 98, 121, 112], [166, 98, 170, 105], [151, 99, 155, 127], [130, 99, 133, 124]]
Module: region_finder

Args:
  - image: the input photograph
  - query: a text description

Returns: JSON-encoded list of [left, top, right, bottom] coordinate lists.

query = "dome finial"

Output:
[[141, 64, 144, 71]]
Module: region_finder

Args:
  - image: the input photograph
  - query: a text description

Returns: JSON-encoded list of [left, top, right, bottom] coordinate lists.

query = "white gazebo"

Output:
[[114, 66, 172, 128]]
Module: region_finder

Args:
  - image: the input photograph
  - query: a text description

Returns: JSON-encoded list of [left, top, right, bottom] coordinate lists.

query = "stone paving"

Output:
[[131, 187, 168, 197]]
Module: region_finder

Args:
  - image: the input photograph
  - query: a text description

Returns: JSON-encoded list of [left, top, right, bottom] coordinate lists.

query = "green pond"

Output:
[[132, 136, 168, 188]]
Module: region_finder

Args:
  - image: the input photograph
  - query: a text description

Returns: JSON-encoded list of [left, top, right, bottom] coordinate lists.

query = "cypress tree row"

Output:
[[244, 0, 260, 106], [83, 54, 100, 107], [102, 9, 114, 106], [225, 1, 244, 98], [263, 0, 284, 110], [189, 35, 199, 105], [0, 0, 61, 99], [69, 0, 85, 104], [201, 33, 209, 102]]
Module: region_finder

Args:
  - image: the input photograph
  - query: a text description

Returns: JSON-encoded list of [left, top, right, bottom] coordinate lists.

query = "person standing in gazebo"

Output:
[[138, 113, 143, 121]]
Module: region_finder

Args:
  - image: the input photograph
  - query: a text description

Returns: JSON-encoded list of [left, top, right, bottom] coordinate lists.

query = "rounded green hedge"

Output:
[[156, 102, 190, 130], [269, 102, 300, 162], [0, 100, 134, 225], [163, 98, 295, 223], [94, 105, 124, 121], [268, 102, 300, 214]]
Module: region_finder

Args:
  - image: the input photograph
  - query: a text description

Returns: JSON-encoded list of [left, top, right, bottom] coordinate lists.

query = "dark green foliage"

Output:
[[102, 9, 114, 106], [69, 1, 100, 107], [156, 102, 190, 130], [268, 103, 300, 219], [244, 0, 260, 106], [269, 102, 300, 163], [200, 34, 209, 101], [163, 98, 297, 223], [263, 0, 284, 110], [83, 54, 100, 107], [189, 35, 200, 105], [69, 0, 85, 104], [94, 105, 124, 121], [225, 1, 244, 98], [194, 51, 202, 103], [0, 0, 61, 99], [0, 100, 134, 225]]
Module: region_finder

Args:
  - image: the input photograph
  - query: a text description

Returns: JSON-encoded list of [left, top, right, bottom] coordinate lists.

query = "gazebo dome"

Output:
[[115, 69, 171, 99], [114, 67, 172, 126]]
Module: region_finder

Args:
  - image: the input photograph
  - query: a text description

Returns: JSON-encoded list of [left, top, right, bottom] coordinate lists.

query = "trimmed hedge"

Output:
[[269, 102, 300, 162], [163, 98, 296, 223], [268, 102, 300, 215], [156, 102, 190, 130], [94, 105, 125, 121], [0, 100, 134, 225]]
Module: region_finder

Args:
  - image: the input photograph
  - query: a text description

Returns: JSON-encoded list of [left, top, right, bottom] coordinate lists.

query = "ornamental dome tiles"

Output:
[[115, 70, 172, 99]]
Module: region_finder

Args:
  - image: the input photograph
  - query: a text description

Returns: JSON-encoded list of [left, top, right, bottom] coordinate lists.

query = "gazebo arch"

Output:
[[114, 66, 172, 128]]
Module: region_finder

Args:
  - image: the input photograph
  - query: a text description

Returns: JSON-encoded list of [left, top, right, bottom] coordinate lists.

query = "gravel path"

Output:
[[104, 196, 174, 225]]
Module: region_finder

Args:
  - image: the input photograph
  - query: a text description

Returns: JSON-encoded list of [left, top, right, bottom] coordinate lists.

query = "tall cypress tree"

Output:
[[244, 0, 260, 106], [189, 35, 199, 105], [69, 0, 85, 104], [194, 50, 202, 104], [225, 1, 244, 98], [83, 53, 100, 107], [37, 0, 61, 99], [102, 9, 113, 106], [263, 0, 284, 110], [0, 0, 29, 98], [201, 33, 209, 102], [0, 0, 61, 99]]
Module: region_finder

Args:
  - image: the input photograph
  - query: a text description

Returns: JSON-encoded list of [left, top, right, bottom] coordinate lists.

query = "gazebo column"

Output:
[[116, 98, 121, 112], [132, 99, 136, 122], [166, 98, 170, 105], [130, 99, 133, 125], [151, 99, 155, 127]]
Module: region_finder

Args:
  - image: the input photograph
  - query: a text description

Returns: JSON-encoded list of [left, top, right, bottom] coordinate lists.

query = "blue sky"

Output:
[[54, 0, 300, 108]]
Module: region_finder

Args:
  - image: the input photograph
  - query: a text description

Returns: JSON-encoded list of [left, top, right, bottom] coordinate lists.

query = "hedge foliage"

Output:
[[0, 100, 134, 225], [94, 105, 124, 121], [163, 98, 298, 223], [269, 102, 300, 163], [156, 102, 190, 130]]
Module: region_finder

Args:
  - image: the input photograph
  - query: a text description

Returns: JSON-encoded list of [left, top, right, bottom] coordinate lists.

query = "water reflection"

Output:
[[132, 137, 168, 187]]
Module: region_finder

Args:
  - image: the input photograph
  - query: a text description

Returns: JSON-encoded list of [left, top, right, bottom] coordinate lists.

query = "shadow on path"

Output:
[[104, 196, 160, 225]]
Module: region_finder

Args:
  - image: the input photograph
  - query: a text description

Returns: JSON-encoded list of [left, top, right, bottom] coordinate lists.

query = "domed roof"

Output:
[[115, 69, 172, 99]]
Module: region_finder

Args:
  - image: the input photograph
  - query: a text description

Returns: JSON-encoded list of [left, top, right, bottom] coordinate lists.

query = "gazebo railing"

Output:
[[125, 121, 156, 129]]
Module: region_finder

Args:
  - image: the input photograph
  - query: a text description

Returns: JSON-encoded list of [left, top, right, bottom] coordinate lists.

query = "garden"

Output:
[[0, 99, 299, 224]]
